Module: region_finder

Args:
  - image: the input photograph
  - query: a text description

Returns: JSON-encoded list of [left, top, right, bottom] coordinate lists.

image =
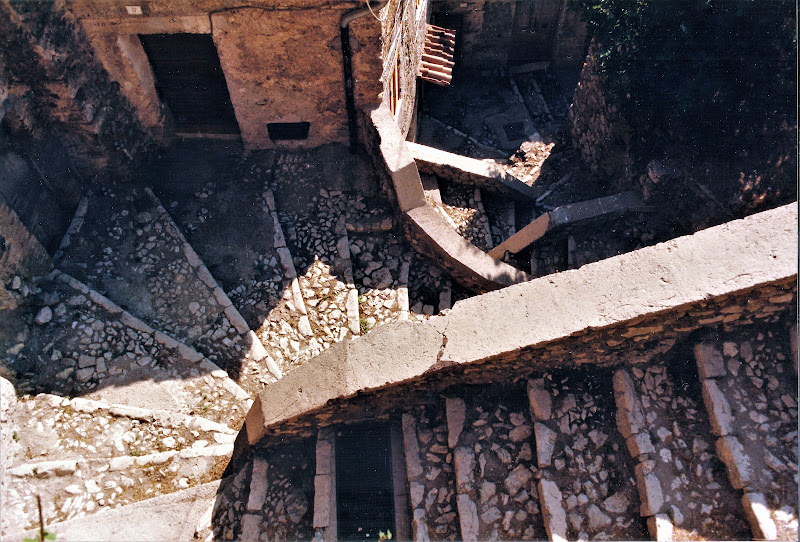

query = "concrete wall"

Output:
[[69, 0, 392, 150], [236, 201, 797, 453]]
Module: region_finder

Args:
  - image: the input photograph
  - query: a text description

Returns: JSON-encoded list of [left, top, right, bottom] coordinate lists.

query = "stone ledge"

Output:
[[237, 203, 797, 452], [406, 141, 538, 201]]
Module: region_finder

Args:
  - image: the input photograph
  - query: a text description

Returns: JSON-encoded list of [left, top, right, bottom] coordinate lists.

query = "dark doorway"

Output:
[[139, 33, 240, 134], [336, 423, 396, 540]]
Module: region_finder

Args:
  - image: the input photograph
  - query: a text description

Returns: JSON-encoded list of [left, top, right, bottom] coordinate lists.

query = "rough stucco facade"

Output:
[[66, 0, 429, 150]]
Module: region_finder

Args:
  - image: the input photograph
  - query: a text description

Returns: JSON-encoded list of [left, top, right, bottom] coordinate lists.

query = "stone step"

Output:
[[54, 184, 272, 383], [4, 440, 232, 533], [5, 393, 236, 465], [13, 480, 221, 542], [694, 333, 798, 541], [17, 272, 250, 427], [526, 372, 647, 541], [613, 363, 753, 540]]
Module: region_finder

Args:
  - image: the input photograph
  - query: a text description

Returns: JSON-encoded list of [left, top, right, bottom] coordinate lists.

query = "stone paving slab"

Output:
[[11, 480, 222, 542]]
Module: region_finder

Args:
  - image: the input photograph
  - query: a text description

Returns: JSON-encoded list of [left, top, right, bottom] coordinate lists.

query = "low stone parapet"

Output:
[[236, 203, 797, 453], [406, 141, 538, 201]]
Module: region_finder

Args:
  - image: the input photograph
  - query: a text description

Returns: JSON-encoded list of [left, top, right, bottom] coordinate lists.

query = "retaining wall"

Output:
[[236, 202, 798, 454], [0, 202, 52, 310]]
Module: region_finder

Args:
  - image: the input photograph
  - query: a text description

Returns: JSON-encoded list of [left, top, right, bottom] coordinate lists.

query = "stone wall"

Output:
[[0, 202, 51, 310], [550, 1, 587, 68], [568, 43, 633, 186], [0, 0, 156, 178], [234, 203, 797, 453], [379, 0, 429, 137], [430, 0, 516, 70]]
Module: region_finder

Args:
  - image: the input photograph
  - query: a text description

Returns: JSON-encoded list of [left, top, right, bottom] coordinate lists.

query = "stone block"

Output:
[[315, 439, 332, 476], [454, 446, 475, 494], [534, 422, 556, 467], [247, 457, 269, 512], [716, 436, 753, 490], [647, 513, 674, 541], [445, 397, 466, 448], [313, 474, 331, 528], [402, 414, 423, 479], [455, 494, 479, 542], [694, 343, 726, 379], [634, 464, 664, 516], [626, 432, 655, 457], [742, 492, 778, 540], [527, 379, 551, 420], [240, 513, 263, 542], [701, 379, 733, 436], [538, 479, 567, 542]]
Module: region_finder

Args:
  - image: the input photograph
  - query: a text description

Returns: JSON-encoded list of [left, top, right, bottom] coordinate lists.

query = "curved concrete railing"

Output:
[[366, 104, 530, 292], [234, 203, 797, 457]]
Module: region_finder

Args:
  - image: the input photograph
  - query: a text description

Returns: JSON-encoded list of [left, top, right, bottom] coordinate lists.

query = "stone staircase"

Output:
[[214, 319, 797, 542], [1, 143, 795, 540], [1, 145, 470, 538]]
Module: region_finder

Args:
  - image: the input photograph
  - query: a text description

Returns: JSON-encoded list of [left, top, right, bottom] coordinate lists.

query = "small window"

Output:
[[388, 56, 402, 117], [267, 122, 310, 141]]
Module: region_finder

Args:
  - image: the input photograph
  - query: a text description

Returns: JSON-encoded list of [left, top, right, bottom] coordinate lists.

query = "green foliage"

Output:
[[23, 531, 56, 542], [569, 0, 796, 153], [378, 530, 392, 541]]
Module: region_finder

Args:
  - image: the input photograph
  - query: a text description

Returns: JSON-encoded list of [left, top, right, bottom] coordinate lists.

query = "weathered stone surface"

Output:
[[646, 513, 673, 541], [313, 474, 331, 528], [527, 379, 552, 420], [533, 422, 556, 467], [587, 504, 612, 530], [635, 462, 664, 516], [446, 397, 466, 449], [538, 479, 567, 542], [456, 493, 479, 542], [240, 513, 262, 542], [742, 492, 778, 541], [716, 436, 753, 490], [34, 306, 53, 325], [694, 343, 726, 379], [626, 432, 654, 457], [454, 446, 475, 493], [505, 464, 534, 495], [701, 379, 734, 436], [603, 492, 629, 514], [614, 370, 645, 438], [402, 414, 424, 479], [412, 508, 431, 542], [509, 423, 532, 443], [246, 457, 269, 512]]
